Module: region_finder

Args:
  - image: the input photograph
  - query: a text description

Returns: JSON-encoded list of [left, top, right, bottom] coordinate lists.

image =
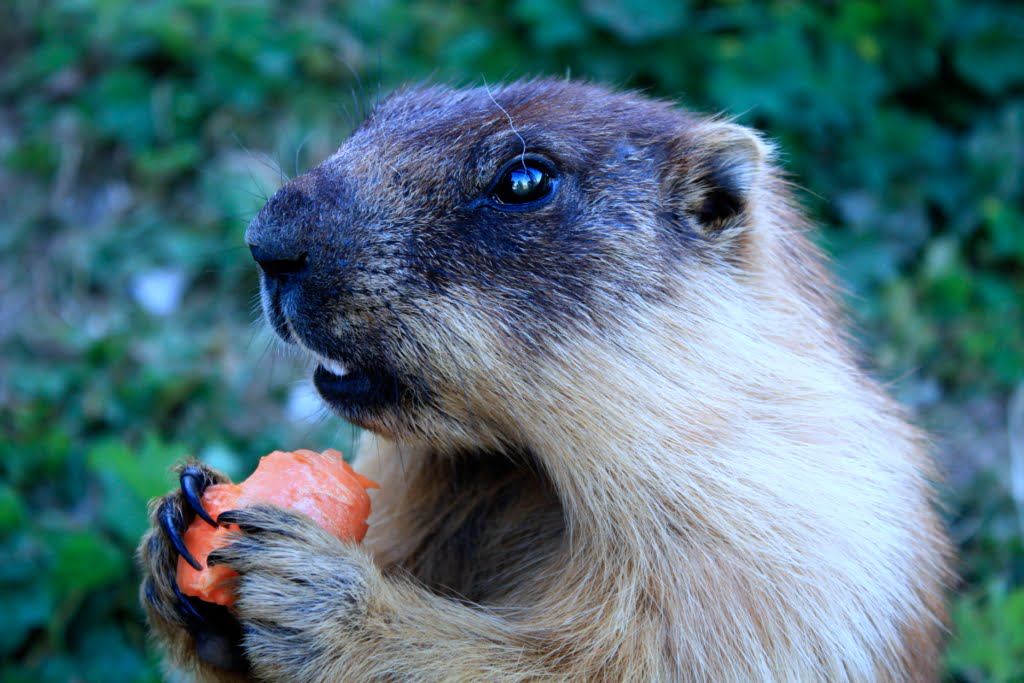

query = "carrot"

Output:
[[175, 449, 378, 606]]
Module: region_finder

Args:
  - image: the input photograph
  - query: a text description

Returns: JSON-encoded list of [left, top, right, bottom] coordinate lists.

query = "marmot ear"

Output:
[[664, 121, 770, 235]]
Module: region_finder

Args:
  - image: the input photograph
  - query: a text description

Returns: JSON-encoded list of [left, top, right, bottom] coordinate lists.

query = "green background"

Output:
[[2, 1, 1023, 680]]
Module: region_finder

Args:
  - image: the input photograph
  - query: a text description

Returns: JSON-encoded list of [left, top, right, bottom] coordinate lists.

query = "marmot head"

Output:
[[246, 80, 774, 447]]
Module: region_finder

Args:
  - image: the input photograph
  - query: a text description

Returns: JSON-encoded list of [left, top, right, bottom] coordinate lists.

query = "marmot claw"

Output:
[[181, 465, 219, 527], [157, 465, 216, 571], [158, 498, 201, 570]]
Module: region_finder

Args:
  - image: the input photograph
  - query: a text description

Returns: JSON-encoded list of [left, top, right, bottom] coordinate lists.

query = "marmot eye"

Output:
[[492, 161, 554, 206]]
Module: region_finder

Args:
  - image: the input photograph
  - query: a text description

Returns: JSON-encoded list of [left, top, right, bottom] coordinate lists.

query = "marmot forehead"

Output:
[[338, 80, 689, 175], [370, 79, 686, 137]]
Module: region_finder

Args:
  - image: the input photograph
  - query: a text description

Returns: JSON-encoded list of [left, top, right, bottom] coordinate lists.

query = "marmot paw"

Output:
[[139, 462, 249, 673], [207, 505, 371, 677]]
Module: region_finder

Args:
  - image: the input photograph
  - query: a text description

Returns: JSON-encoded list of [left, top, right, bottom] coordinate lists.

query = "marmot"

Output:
[[139, 79, 951, 682]]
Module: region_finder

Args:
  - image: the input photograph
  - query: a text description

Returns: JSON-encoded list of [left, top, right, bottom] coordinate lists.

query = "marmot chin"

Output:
[[139, 79, 952, 682]]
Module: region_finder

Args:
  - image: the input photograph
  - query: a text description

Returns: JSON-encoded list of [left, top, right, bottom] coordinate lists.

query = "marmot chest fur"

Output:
[[144, 79, 951, 683]]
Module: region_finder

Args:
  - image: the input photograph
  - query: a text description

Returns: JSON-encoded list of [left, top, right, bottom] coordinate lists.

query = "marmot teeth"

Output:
[[320, 359, 349, 378]]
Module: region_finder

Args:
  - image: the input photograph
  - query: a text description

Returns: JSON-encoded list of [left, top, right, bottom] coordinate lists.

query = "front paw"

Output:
[[210, 506, 371, 676], [138, 462, 250, 675]]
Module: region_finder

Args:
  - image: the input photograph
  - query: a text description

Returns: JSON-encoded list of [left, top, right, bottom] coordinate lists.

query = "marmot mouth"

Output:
[[312, 361, 406, 428]]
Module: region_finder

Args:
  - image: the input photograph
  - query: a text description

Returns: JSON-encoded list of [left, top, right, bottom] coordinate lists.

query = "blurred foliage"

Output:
[[1, 0, 1022, 680], [946, 582, 1024, 683]]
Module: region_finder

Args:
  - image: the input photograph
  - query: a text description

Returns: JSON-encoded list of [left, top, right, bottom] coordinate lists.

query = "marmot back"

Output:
[[140, 80, 951, 682]]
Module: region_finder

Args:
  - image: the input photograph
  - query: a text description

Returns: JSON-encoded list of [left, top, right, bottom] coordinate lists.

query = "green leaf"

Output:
[[582, 0, 688, 43], [514, 0, 588, 48], [46, 529, 128, 598], [0, 582, 55, 657], [80, 66, 156, 148], [86, 435, 180, 503], [75, 626, 160, 683], [980, 196, 1024, 261], [0, 416, 72, 487], [86, 436, 185, 542], [953, 11, 1024, 95], [135, 142, 203, 180], [947, 584, 1024, 681], [0, 484, 27, 534]]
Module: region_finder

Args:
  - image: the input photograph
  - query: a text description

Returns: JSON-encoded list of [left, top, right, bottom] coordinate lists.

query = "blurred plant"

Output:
[[946, 583, 1024, 683], [1, 0, 1022, 680]]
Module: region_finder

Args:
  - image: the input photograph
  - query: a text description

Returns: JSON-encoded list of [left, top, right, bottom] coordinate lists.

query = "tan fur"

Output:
[[139, 80, 951, 682]]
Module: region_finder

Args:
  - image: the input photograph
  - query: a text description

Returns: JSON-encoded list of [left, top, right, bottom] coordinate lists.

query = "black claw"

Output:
[[181, 467, 218, 528], [159, 502, 202, 571]]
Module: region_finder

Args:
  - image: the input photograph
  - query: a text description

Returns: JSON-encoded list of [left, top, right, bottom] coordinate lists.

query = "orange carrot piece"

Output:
[[175, 449, 378, 606]]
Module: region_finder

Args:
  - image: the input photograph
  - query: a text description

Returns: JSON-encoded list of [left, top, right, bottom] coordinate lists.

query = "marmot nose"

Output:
[[249, 243, 308, 282]]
